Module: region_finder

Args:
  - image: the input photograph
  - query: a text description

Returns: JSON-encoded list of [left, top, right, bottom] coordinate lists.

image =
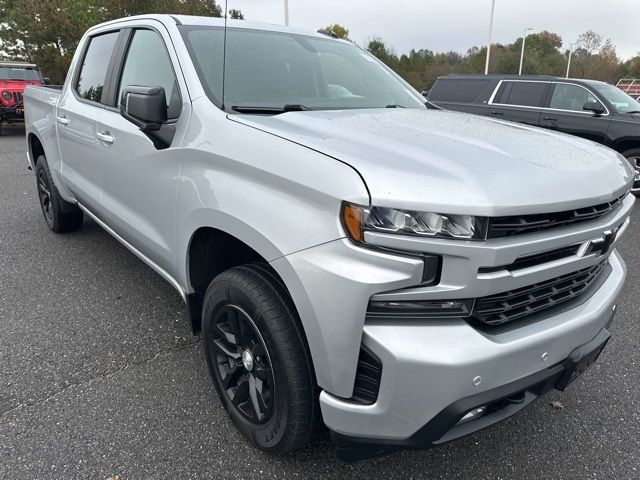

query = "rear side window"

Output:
[[495, 81, 548, 107], [75, 32, 119, 103], [430, 78, 492, 103], [117, 29, 181, 119]]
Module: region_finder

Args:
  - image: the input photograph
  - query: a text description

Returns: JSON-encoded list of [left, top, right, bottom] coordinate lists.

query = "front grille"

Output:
[[472, 260, 608, 326], [488, 195, 626, 239], [12, 92, 23, 104], [479, 244, 580, 274]]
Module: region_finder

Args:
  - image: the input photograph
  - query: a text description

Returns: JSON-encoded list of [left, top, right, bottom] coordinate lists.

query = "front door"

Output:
[[95, 27, 187, 275], [539, 83, 611, 145]]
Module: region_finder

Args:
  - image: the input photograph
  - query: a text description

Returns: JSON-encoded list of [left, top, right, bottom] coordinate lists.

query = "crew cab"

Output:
[[0, 62, 43, 131], [428, 75, 640, 195], [24, 16, 635, 461]]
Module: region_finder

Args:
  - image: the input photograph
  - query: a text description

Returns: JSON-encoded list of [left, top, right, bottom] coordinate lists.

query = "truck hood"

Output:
[[231, 109, 634, 216]]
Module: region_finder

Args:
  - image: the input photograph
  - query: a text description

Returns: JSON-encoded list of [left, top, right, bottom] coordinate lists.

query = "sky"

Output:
[[227, 0, 639, 61]]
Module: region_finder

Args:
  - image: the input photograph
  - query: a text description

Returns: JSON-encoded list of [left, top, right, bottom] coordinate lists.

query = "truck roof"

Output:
[[439, 74, 609, 86], [89, 14, 333, 40]]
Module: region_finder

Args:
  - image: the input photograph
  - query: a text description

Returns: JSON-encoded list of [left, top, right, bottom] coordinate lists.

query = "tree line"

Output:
[[326, 24, 640, 91], [0, 0, 242, 83], [1, 3, 638, 90]]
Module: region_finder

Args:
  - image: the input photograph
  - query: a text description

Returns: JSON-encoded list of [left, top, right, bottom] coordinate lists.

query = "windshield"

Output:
[[179, 26, 425, 112], [0, 66, 41, 81], [593, 84, 640, 113]]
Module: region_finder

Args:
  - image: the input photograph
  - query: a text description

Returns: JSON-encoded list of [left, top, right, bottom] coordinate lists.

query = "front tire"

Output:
[[35, 155, 84, 232], [202, 263, 321, 454], [621, 148, 640, 196]]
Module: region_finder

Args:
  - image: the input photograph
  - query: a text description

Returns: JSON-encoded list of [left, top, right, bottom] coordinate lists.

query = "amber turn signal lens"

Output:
[[342, 204, 364, 242]]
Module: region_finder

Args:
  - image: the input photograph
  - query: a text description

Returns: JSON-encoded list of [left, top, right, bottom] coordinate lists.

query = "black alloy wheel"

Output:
[[202, 263, 321, 454], [208, 304, 275, 423], [37, 168, 54, 226]]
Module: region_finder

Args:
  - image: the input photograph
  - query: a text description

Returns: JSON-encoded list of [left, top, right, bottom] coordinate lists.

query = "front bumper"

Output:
[[320, 249, 625, 453], [331, 326, 612, 462], [0, 104, 24, 121]]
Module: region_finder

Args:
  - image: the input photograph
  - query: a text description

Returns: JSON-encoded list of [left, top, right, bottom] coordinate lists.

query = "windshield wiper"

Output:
[[231, 104, 312, 114], [625, 110, 640, 114], [385, 104, 405, 108]]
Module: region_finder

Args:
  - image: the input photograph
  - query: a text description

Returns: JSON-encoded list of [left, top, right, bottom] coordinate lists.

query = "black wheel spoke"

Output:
[[221, 363, 243, 389], [212, 338, 240, 359], [39, 182, 50, 197], [209, 304, 275, 424], [253, 364, 270, 381], [248, 374, 265, 421], [213, 311, 239, 346], [232, 375, 250, 407]]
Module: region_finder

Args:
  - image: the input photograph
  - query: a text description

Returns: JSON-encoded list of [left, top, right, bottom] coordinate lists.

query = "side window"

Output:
[[549, 84, 600, 112], [497, 81, 548, 107], [76, 32, 120, 103], [117, 29, 181, 119], [429, 78, 492, 103]]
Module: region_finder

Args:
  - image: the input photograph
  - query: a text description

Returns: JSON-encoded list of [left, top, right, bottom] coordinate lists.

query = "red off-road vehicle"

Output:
[[0, 62, 44, 132]]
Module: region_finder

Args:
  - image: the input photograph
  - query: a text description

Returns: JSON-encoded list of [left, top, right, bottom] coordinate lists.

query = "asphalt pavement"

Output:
[[1, 124, 639, 479]]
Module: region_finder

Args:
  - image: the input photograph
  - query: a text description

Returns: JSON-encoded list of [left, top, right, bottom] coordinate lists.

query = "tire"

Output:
[[202, 262, 321, 454], [621, 148, 640, 196], [35, 155, 84, 232]]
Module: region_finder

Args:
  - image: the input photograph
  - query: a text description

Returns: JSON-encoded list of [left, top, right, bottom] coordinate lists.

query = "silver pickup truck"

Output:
[[24, 15, 635, 461]]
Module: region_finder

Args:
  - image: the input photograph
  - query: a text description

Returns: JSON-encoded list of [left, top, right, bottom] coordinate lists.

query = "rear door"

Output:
[[538, 82, 611, 144], [488, 80, 549, 126], [94, 25, 188, 274], [57, 30, 120, 210], [427, 77, 496, 116]]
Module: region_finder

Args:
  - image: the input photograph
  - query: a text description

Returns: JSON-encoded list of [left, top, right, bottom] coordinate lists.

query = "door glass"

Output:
[[550, 84, 600, 112], [499, 81, 547, 107], [117, 29, 181, 118], [76, 32, 119, 103]]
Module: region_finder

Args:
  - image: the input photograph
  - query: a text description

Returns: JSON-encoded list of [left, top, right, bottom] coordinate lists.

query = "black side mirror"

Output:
[[120, 86, 168, 132], [583, 101, 605, 116], [43, 77, 51, 85]]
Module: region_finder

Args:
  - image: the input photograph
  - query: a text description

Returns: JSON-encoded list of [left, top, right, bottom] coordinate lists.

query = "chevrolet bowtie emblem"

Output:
[[580, 227, 619, 258]]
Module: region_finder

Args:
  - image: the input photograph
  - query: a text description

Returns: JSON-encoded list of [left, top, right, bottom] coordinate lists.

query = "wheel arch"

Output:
[[27, 132, 45, 168], [183, 223, 322, 387], [611, 137, 640, 155]]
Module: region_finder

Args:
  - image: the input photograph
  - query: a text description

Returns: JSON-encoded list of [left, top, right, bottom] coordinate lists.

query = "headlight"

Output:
[[2, 91, 11, 100], [342, 203, 488, 242]]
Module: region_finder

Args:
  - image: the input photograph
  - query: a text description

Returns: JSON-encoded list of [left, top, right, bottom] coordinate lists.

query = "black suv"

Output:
[[428, 75, 640, 194]]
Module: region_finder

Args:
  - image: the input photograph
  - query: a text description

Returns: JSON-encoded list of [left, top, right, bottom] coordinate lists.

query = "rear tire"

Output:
[[35, 155, 84, 232], [202, 262, 321, 454], [621, 148, 640, 196]]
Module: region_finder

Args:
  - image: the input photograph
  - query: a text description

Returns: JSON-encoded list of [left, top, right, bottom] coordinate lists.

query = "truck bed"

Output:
[[24, 85, 62, 169]]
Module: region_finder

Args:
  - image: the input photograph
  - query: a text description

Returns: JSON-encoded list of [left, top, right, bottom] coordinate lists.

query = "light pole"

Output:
[[518, 27, 533, 75], [566, 44, 574, 78], [484, 0, 496, 75], [284, 0, 289, 26]]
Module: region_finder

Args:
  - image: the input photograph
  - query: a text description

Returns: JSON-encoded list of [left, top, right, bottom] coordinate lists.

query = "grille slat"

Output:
[[472, 260, 607, 326], [488, 195, 626, 238], [12, 92, 23, 104]]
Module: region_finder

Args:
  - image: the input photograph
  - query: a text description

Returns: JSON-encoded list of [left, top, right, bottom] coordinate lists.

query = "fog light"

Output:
[[457, 406, 487, 425]]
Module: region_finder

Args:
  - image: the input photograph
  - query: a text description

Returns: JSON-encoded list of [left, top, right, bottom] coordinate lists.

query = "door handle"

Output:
[[543, 116, 558, 121], [55, 115, 70, 126], [490, 110, 504, 116], [96, 131, 115, 144]]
